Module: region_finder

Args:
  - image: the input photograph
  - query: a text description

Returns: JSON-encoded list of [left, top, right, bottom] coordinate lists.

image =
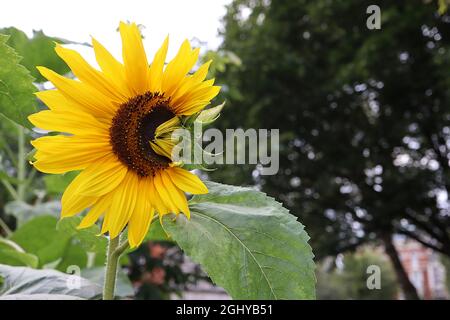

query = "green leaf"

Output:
[[144, 219, 171, 242], [0, 27, 70, 82], [0, 265, 101, 299], [162, 181, 316, 300], [0, 34, 37, 128], [0, 239, 38, 268], [10, 215, 72, 267], [44, 171, 78, 195], [57, 216, 107, 253], [56, 242, 88, 272]]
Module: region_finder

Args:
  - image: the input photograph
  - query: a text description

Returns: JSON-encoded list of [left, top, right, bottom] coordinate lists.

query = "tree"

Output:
[[316, 248, 398, 300], [213, 0, 450, 298]]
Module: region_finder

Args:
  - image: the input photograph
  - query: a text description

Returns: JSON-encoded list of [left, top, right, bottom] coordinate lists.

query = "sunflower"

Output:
[[29, 22, 220, 247]]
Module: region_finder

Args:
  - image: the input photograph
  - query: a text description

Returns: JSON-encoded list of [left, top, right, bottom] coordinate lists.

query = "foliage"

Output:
[[0, 264, 101, 300], [0, 27, 70, 82], [0, 35, 36, 129], [316, 249, 398, 299], [214, 0, 450, 260], [163, 181, 315, 299]]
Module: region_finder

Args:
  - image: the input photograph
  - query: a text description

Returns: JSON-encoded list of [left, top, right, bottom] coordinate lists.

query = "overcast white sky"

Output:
[[0, 0, 231, 63]]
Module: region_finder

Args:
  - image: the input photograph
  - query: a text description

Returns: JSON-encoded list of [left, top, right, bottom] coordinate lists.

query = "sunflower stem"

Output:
[[103, 234, 130, 300], [103, 236, 120, 300]]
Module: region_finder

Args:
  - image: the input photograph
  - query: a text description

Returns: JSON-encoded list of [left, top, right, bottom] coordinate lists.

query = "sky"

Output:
[[0, 0, 231, 64]]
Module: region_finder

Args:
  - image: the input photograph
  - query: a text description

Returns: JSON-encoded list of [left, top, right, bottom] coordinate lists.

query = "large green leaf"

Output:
[[57, 216, 107, 254], [56, 242, 88, 272], [0, 265, 101, 299], [0, 27, 70, 82], [0, 34, 37, 128], [57, 216, 108, 267], [144, 218, 172, 242], [10, 215, 72, 267], [162, 181, 316, 300]]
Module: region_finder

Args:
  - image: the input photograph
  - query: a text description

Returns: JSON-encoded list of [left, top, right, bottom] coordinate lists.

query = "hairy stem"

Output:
[[102, 235, 130, 300]]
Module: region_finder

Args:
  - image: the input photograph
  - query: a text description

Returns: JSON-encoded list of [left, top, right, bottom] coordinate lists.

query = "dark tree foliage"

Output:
[[213, 0, 450, 262]]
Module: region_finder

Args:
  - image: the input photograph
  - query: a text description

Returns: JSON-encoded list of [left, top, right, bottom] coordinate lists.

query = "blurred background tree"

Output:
[[208, 0, 450, 299], [316, 247, 398, 299]]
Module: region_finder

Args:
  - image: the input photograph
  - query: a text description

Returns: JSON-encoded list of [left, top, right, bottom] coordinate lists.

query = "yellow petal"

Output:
[[91, 37, 132, 98], [161, 40, 199, 97], [119, 22, 149, 95], [28, 109, 109, 135], [150, 139, 176, 159], [128, 207, 155, 248], [174, 85, 221, 115], [128, 178, 154, 247], [160, 171, 190, 218], [167, 167, 208, 194], [75, 155, 128, 197], [37, 66, 117, 118], [107, 172, 139, 239], [148, 35, 169, 93], [170, 60, 212, 106], [149, 176, 168, 216], [31, 135, 111, 174], [77, 192, 114, 229], [35, 90, 85, 113], [61, 173, 97, 217], [154, 116, 180, 137], [55, 45, 127, 103], [154, 172, 178, 214]]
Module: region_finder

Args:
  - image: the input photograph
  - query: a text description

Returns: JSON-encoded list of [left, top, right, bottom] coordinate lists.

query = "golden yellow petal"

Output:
[[37, 66, 117, 118], [160, 170, 190, 218], [91, 37, 132, 98], [31, 135, 111, 174], [161, 40, 199, 97], [35, 90, 83, 112], [61, 173, 98, 217], [119, 21, 149, 95], [106, 172, 139, 239], [154, 172, 179, 214], [148, 35, 169, 93], [55, 45, 127, 103], [170, 60, 212, 106], [28, 109, 109, 135], [149, 176, 168, 216], [167, 167, 208, 194], [77, 192, 114, 229], [74, 155, 128, 197], [128, 178, 154, 247], [173, 85, 221, 115]]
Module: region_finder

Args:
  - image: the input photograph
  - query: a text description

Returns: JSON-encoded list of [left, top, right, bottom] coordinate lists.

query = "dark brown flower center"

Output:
[[110, 92, 175, 177]]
